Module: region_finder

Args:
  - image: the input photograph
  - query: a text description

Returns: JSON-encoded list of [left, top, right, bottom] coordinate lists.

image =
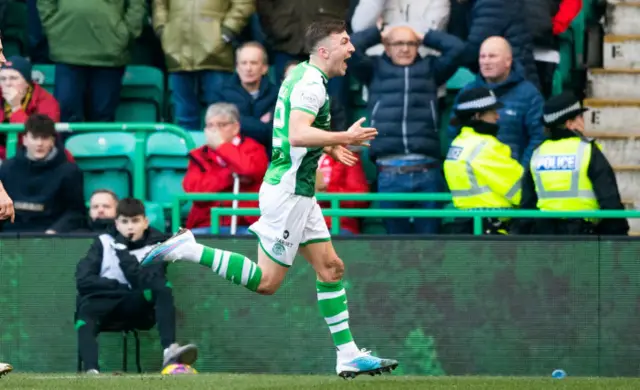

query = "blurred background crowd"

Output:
[[0, 0, 625, 237]]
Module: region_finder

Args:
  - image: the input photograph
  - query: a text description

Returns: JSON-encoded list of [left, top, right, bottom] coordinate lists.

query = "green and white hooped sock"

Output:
[[198, 246, 262, 292], [317, 280, 359, 358]]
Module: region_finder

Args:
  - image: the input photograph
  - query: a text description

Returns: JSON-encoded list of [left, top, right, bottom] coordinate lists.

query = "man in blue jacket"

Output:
[[212, 42, 278, 157], [350, 24, 464, 234], [447, 36, 545, 170]]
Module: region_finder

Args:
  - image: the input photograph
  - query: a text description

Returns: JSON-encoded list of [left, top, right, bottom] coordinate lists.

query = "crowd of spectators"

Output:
[[0, 0, 585, 236]]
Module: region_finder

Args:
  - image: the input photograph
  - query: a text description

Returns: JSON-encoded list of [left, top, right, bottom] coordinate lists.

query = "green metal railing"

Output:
[[0, 122, 195, 200], [171, 192, 454, 233], [207, 207, 640, 235]]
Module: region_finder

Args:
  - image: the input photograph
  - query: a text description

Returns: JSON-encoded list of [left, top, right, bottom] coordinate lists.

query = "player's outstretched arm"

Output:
[[290, 110, 352, 147], [290, 112, 378, 148]]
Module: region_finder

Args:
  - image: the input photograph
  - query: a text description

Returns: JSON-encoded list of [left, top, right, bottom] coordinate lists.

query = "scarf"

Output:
[[4, 85, 34, 122]]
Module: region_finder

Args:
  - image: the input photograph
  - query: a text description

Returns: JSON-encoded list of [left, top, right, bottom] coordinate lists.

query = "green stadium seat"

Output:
[[146, 132, 189, 204], [446, 67, 475, 90], [31, 64, 56, 94], [116, 66, 165, 122], [66, 132, 136, 200], [190, 131, 206, 148], [349, 75, 368, 107], [145, 201, 166, 232]]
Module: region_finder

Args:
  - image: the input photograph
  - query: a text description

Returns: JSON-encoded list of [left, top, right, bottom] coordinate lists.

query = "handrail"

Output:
[[208, 208, 640, 236], [170, 192, 454, 232], [0, 122, 195, 200]]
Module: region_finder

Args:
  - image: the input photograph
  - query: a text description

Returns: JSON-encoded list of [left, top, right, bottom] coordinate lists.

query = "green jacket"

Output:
[[37, 0, 147, 67], [152, 0, 255, 72]]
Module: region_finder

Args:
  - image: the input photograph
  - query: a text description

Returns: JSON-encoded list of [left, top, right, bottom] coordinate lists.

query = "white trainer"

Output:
[[0, 362, 12, 378], [335, 349, 398, 379], [141, 228, 196, 266]]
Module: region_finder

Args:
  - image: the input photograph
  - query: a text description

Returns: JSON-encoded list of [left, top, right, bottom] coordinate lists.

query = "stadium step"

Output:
[[612, 165, 640, 201], [605, 1, 640, 36], [602, 35, 640, 69], [587, 69, 640, 99], [583, 131, 640, 166], [583, 98, 640, 132], [621, 198, 640, 234]]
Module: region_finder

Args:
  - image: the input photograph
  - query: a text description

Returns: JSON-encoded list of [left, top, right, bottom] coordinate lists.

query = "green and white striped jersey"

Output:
[[263, 61, 332, 197]]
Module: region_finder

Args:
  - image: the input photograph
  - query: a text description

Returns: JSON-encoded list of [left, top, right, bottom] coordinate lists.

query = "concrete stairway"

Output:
[[585, 0, 640, 233]]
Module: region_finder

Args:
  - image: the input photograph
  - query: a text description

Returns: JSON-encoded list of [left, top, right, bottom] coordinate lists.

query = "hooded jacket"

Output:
[[75, 225, 169, 303], [0, 146, 86, 232]]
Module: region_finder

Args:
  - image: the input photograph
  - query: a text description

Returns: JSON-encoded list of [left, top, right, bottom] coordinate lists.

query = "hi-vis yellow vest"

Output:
[[530, 137, 599, 211], [444, 126, 523, 209]]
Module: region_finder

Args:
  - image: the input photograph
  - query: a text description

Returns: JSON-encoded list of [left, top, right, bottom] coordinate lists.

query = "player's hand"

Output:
[[327, 145, 358, 167], [346, 117, 377, 146], [0, 189, 14, 223]]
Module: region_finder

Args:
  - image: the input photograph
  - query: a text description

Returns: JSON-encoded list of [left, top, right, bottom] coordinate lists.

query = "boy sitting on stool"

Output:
[[75, 198, 197, 373]]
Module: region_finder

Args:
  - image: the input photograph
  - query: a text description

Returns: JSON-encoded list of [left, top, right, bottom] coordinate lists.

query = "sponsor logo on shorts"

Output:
[[283, 230, 290, 239], [275, 237, 293, 248]]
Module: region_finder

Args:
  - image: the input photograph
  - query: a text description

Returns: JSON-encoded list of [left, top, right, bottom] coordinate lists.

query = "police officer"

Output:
[[516, 92, 629, 235], [444, 87, 524, 234]]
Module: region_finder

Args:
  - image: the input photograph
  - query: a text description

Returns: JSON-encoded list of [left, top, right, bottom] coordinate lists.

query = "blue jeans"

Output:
[[191, 226, 250, 236], [169, 70, 232, 131], [54, 64, 125, 122], [377, 166, 444, 235]]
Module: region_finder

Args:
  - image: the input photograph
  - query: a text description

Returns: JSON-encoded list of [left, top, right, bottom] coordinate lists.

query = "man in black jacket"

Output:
[[0, 113, 86, 233], [75, 198, 198, 374]]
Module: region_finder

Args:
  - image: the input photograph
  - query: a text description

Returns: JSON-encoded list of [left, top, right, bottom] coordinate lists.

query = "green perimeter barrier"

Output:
[[209, 208, 640, 235], [3, 235, 640, 375], [0, 122, 195, 200], [171, 193, 454, 233]]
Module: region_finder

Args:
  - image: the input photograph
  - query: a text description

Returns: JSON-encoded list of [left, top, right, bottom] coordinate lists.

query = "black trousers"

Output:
[[76, 285, 176, 371], [535, 60, 557, 99]]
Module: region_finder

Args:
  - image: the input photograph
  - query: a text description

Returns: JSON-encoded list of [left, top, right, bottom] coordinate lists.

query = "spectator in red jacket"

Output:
[[523, 0, 582, 97], [316, 148, 370, 235], [183, 102, 268, 235], [0, 56, 74, 162]]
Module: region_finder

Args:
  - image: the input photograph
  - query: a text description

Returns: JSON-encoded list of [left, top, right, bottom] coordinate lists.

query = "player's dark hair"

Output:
[[25, 114, 56, 138], [116, 198, 146, 218], [305, 20, 347, 53]]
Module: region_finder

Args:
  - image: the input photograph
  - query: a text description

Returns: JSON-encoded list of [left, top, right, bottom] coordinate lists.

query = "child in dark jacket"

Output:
[[75, 198, 198, 373]]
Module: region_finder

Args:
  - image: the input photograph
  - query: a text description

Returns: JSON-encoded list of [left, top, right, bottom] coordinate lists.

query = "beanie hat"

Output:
[[1, 56, 33, 84]]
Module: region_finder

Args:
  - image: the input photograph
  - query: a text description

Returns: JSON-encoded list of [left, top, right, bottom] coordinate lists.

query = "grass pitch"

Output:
[[2, 373, 640, 390]]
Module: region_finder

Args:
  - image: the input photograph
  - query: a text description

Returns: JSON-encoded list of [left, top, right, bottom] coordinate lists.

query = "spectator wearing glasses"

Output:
[[349, 22, 464, 234], [183, 103, 268, 235]]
